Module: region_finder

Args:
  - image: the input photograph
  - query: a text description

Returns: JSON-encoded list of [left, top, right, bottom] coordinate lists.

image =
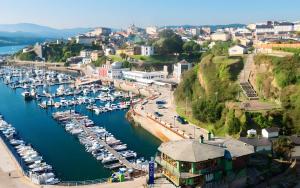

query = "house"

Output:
[[80, 50, 92, 58], [98, 62, 129, 79], [116, 46, 141, 56], [262, 127, 280, 138], [156, 138, 254, 187], [239, 137, 272, 152], [104, 48, 115, 56], [87, 27, 111, 36], [146, 26, 158, 35], [82, 58, 92, 65], [173, 60, 192, 82], [247, 129, 257, 137], [228, 45, 248, 56], [210, 32, 231, 41], [90, 50, 104, 61], [66, 56, 83, 64], [141, 46, 154, 56]]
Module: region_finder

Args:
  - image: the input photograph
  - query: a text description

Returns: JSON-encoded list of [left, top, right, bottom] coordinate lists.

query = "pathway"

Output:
[[239, 54, 259, 100]]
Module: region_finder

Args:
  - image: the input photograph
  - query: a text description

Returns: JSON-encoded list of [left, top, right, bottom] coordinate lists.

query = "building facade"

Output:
[[173, 60, 192, 82], [155, 138, 254, 187], [141, 46, 154, 56]]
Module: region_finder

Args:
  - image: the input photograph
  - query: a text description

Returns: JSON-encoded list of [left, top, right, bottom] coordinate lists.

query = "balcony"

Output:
[[155, 156, 201, 179]]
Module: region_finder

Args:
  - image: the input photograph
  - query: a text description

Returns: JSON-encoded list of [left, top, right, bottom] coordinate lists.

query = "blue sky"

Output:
[[1, 0, 300, 29]]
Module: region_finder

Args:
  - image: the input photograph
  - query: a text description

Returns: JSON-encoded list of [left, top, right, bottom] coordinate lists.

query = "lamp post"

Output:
[[173, 116, 176, 127]]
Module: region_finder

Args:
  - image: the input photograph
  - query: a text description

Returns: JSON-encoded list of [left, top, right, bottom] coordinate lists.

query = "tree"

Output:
[[226, 110, 241, 135], [192, 98, 223, 123], [122, 61, 132, 69], [120, 53, 128, 60], [183, 41, 200, 54], [153, 29, 183, 55], [273, 137, 293, 159]]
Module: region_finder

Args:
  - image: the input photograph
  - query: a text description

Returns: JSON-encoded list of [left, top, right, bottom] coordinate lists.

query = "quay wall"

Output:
[[127, 110, 183, 142]]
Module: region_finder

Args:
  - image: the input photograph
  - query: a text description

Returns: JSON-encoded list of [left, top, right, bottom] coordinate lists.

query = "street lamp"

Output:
[[173, 116, 176, 127]]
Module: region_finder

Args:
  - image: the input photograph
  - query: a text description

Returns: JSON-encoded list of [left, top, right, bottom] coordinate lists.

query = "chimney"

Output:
[[200, 135, 204, 144]]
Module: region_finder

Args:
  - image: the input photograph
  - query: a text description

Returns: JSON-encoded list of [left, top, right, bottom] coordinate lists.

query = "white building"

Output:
[[173, 60, 192, 82], [146, 26, 158, 35], [274, 22, 294, 33], [190, 28, 200, 36], [108, 62, 129, 79], [87, 27, 111, 36], [122, 71, 166, 83], [210, 32, 231, 41], [76, 35, 96, 45], [255, 25, 274, 34], [82, 58, 92, 65], [104, 48, 115, 56], [80, 50, 92, 58], [262, 127, 279, 138], [141, 46, 154, 56], [294, 22, 300, 31], [228, 45, 248, 56]]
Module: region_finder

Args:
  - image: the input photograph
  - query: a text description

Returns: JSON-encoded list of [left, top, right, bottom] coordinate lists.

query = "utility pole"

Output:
[[185, 97, 188, 115]]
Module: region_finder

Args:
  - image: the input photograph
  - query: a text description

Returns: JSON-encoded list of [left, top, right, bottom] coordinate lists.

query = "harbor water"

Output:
[[0, 45, 27, 55], [0, 81, 161, 181]]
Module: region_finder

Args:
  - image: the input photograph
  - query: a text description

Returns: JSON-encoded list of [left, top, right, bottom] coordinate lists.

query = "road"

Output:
[[135, 85, 209, 140]]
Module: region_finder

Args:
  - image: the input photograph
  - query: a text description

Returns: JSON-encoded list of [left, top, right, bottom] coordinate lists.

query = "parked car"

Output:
[[176, 116, 188, 124], [157, 105, 166, 109], [154, 112, 163, 117], [156, 100, 166, 105]]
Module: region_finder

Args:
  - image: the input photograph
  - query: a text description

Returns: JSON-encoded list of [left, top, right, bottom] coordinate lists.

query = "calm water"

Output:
[[0, 45, 27, 55], [0, 82, 161, 181]]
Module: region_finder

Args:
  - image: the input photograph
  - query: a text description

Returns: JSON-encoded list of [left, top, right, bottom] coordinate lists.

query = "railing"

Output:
[[57, 178, 108, 186]]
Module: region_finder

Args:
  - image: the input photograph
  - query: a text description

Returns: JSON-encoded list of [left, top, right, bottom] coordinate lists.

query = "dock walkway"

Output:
[[78, 122, 144, 171]]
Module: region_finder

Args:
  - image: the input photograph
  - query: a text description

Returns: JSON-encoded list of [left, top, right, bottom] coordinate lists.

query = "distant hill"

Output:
[[0, 23, 92, 47], [0, 23, 91, 38]]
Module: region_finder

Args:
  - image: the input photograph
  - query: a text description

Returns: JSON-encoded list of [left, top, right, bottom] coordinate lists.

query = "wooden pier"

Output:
[[78, 122, 144, 171]]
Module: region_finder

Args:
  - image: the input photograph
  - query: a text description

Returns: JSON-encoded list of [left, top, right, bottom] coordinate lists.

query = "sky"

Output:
[[0, 0, 300, 29]]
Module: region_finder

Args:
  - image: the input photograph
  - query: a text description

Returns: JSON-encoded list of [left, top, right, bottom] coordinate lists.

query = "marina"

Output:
[[0, 65, 161, 182], [0, 115, 59, 185]]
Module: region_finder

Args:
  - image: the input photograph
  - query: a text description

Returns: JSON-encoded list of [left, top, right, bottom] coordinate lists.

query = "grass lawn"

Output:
[[213, 56, 242, 65], [176, 105, 215, 131], [108, 55, 123, 62]]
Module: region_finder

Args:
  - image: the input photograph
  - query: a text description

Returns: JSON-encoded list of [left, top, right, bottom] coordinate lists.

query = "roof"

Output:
[[256, 25, 274, 29], [207, 138, 255, 158], [230, 44, 247, 49], [263, 127, 280, 133], [178, 59, 189, 64], [158, 139, 225, 162], [289, 135, 300, 145], [274, 22, 294, 26], [239, 137, 272, 147]]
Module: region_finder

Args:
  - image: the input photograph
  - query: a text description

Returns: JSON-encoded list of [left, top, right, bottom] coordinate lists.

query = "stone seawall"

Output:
[[127, 110, 183, 142]]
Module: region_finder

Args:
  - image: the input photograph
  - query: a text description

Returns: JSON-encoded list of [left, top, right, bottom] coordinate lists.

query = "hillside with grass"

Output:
[[175, 49, 300, 136], [174, 47, 244, 135], [252, 54, 300, 134]]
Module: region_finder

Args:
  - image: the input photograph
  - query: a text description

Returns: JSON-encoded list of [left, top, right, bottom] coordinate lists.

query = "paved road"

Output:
[[136, 85, 208, 140]]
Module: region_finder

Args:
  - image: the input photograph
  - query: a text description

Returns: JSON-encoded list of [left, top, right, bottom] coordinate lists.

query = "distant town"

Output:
[[0, 19, 300, 188]]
